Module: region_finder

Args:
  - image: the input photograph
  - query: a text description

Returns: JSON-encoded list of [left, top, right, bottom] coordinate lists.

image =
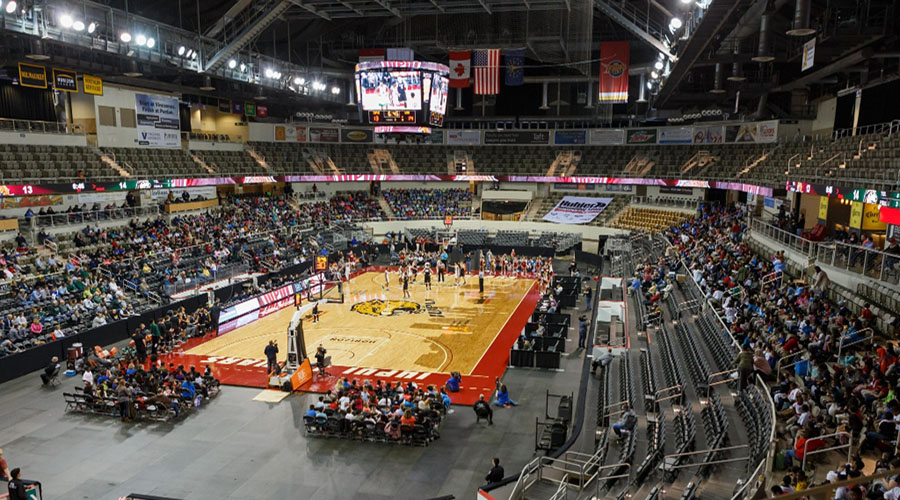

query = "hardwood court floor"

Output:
[[187, 271, 536, 375]]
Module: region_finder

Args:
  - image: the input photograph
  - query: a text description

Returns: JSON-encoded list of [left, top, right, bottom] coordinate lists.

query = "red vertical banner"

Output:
[[599, 41, 630, 104]]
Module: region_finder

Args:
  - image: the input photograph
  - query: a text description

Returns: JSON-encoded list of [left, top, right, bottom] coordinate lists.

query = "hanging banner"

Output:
[[692, 126, 724, 144], [309, 127, 339, 143], [553, 130, 587, 145], [52, 68, 77, 92], [658, 127, 693, 144], [598, 42, 630, 103], [18, 62, 47, 89], [850, 201, 863, 229], [83, 74, 103, 95], [626, 128, 657, 144], [446, 130, 481, 145], [726, 123, 759, 143], [257, 104, 268, 118], [244, 101, 257, 117], [801, 38, 816, 72], [818, 196, 829, 220], [542, 196, 613, 224], [135, 93, 181, 148], [231, 101, 243, 115], [589, 129, 625, 145]]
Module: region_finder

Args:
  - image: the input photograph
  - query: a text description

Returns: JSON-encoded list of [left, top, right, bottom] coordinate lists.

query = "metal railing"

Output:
[[833, 120, 899, 140], [0, 117, 84, 135], [24, 205, 160, 229], [748, 218, 817, 258], [706, 369, 738, 400], [836, 327, 875, 359], [816, 241, 900, 287], [661, 444, 750, 471], [161, 262, 250, 296], [801, 431, 852, 470], [776, 350, 810, 383]]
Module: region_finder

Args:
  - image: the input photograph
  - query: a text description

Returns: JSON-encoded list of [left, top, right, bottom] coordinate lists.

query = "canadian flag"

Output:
[[449, 50, 471, 88]]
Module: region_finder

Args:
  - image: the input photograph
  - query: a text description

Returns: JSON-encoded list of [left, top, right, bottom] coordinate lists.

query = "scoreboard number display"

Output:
[[369, 110, 417, 123]]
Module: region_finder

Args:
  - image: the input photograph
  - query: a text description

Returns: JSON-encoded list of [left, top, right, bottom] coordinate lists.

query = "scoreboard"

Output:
[[369, 110, 416, 123], [355, 60, 450, 131]]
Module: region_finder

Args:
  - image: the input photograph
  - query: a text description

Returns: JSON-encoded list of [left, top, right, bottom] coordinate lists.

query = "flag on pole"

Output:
[[358, 49, 386, 62], [473, 49, 500, 95], [449, 50, 471, 88], [598, 41, 630, 103], [504, 48, 525, 86]]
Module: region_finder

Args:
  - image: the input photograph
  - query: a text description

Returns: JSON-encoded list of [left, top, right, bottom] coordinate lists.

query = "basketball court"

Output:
[[163, 267, 541, 405]]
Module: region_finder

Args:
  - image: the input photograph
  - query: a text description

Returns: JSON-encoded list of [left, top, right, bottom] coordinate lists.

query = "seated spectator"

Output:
[[473, 393, 493, 425], [445, 371, 461, 393], [494, 384, 518, 408], [612, 404, 637, 438], [39, 356, 60, 385]]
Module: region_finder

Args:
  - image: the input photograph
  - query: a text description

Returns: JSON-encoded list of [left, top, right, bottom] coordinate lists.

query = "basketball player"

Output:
[[312, 302, 320, 323], [424, 262, 432, 291], [479, 267, 485, 294], [384, 268, 391, 291], [437, 260, 445, 283], [402, 273, 410, 298]]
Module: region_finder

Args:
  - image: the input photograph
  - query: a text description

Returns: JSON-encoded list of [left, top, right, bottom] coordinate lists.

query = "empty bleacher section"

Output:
[[103, 147, 198, 177], [612, 207, 692, 233], [0, 144, 112, 180], [190, 149, 259, 175]]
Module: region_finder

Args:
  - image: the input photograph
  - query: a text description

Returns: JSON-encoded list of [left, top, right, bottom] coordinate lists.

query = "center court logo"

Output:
[[351, 299, 422, 317]]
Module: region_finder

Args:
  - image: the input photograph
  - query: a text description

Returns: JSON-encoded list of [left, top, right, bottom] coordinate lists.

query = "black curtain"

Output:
[[859, 80, 900, 127], [834, 93, 855, 131], [179, 103, 192, 132], [0, 81, 57, 121]]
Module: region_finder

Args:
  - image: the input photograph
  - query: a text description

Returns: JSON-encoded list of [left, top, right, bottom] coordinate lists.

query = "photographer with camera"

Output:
[[315, 345, 328, 376], [264, 340, 279, 374]]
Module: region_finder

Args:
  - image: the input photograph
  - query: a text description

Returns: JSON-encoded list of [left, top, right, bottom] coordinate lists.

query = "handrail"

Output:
[[816, 240, 900, 286], [748, 217, 817, 258], [0, 117, 84, 135], [836, 327, 875, 359], [508, 456, 542, 500], [730, 374, 777, 500], [801, 431, 851, 470], [26, 205, 160, 228], [549, 473, 568, 500], [776, 350, 810, 383]]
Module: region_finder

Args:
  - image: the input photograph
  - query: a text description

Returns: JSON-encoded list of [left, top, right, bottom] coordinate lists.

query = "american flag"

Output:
[[473, 49, 500, 95]]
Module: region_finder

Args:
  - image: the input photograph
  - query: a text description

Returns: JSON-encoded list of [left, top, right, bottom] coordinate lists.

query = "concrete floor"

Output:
[[0, 347, 585, 500]]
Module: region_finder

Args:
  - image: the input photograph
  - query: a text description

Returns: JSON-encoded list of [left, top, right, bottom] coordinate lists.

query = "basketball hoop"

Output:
[[444, 215, 453, 227]]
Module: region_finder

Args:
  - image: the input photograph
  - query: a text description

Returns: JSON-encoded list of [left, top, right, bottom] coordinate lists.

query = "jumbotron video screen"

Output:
[[355, 60, 450, 128]]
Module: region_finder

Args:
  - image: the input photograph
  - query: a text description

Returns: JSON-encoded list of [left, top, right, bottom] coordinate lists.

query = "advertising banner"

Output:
[[553, 130, 587, 145], [83, 74, 103, 95], [658, 127, 693, 144], [483, 130, 550, 145], [446, 130, 481, 145], [802, 38, 816, 72], [727, 123, 758, 143], [589, 129, 625, 145], [862, 203, 886, 231], [626, 128, 657, 144], [598, 42, 630, 103], [274, 125, 307, 143], [309, 127, 339, 143], [18, 63, 47, 89], [135, 93, 181, 148], [542, 196, 613, 224], [757, 120, 778, 143], [818, 196, 829, 220], [341, 128, 374, 143], [692, 126, 724, 144], [52, 68, 77, 92], [850, 201, 863, 229]]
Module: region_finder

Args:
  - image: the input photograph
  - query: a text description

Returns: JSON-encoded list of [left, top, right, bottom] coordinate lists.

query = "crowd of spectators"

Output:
[[382, 188, 472, 219], [304, 377, 448, 443], [663, 203, 900, 492]]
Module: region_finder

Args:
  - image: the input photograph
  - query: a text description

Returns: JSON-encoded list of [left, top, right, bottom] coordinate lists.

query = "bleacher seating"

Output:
[[104, 147, 198, 177], [612, 207, 692, 233], [0, 144, 111, 180], [191, 149, 259, 174]]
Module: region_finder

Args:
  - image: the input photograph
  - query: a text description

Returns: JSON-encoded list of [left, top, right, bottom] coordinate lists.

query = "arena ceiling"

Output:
[[5, 0, 899, 120]]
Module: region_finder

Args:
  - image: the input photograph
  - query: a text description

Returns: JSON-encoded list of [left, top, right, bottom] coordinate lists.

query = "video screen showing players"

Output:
[[359, 70, 422, 111], [429, 75, 448, 115]]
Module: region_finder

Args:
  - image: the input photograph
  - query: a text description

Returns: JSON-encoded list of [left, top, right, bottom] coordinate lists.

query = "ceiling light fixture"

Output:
[[87, 21, 96, 33], [59, 14, 73, 29], [178, 45, 186, 56], [228, 59, 237, 69], [120, 32, 132, 43], [72, 20, 84, 31], [135, 34, 146, 46], [146, 37, 155, 49]]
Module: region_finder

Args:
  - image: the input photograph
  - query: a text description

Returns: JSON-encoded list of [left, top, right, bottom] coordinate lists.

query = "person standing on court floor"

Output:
[[264, 340, 279, 374], [312, 302, 320, 323], [402, 273, 410, 298], [578, 315, 588, 349], [584, 284, 593, 311], [479, 267, 485, 294], [424, 262, 432, 291], [7, 468, 28, 500]]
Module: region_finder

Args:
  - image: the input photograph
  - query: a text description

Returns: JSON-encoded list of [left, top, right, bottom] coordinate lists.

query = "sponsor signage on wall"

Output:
[[309, 127, 339, 143], [657, 127, 692, 144], [483, 130, 550, 145], [757, 121, 778, 143], [626, 128, 657, 144], [341, 128, 374, 143], [801, 38, 816, 72], [18, 62, 47, 88], [542, 196, 613, 224], [52, 68, 77, 92], [692, 126, 724, 144], [83, 74, 103, 95], [135, 93, 181, 148], [446, 130, 481, 145], [589, 129, 625, 145], [818, 196, 829, 220], [553, 130, 587, 145], [275, 125, 307, 142]]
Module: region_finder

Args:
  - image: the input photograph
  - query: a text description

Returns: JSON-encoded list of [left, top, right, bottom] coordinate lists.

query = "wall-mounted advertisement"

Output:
[[553, 130, 587, 145], [657, 127, 693, 144], [692, 126, 724, 144], [589, 129, 625, 145], [446, 130, 481, 145], [757, 120, 778, 143], [626, 129, 657, 144], [135, 93, 181, 148]]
